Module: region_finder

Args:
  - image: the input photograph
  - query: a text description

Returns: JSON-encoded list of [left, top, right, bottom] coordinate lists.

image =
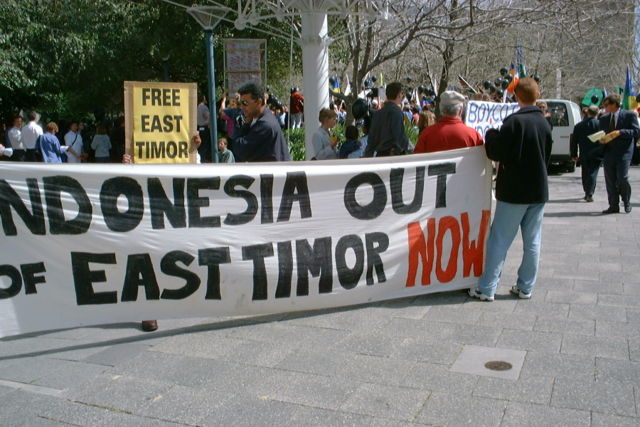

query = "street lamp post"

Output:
[[187, 6, 227, 163]]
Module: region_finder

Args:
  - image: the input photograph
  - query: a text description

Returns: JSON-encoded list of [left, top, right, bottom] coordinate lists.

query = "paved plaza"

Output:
[[1, 164, 640, 426]]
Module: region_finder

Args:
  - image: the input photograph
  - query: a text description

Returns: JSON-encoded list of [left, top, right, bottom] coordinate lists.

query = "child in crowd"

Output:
[[218, 137, 235, 163], [339, 125, 360, 158]]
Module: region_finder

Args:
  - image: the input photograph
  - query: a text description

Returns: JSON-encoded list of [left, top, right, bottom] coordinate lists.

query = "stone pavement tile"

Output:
[[336, 353, 418, 387], [501, 402, 590, 427], [148, 332, 251, 360], [276, 348, 351, 377], [551, 376, 636, 417], [400, 362, 478, 395], [0, 336, 90, 358], [282, 305, 393, 333], [135, 384, 231, 425], [578, 260, 623, 273], [568, 304, 627, 322], [339, 382, 430, 421], [623, 283, 640, 295], [0, 356, 106, 388], [472, 375, 554, 405], [520, 352, 595, 379], [573, 279, 623, 295], [413, 290, 469, 307], [391, 336, 463, 365], [414, 391, 506, 426], [81, 342, 151, 366], [512, 301, 569, 319], [379, 296, 432, 320], [36, 398, 185, 426], [0, 389, 60, 425], [599, 294, 640, 308], [591, 413, 640, 427], [476, 312, 536, 331], [496, 329, 562, 353], [544, 290, 597, 305], [408, 321, 502, 347], [215, 337, 302, 368], [561, 334, 629, 360], [269, 370, 358, 410], [596, 320, 640, 338], [422, 305, 482, 325], [534, 318, 595, 335], [63, 374, 175, 414], [627, 309, 640, 323], [596, 357, 640, 385], [332, 331, 407, 358], [629, 337, 640, 362], [462, 297, 519, 313]]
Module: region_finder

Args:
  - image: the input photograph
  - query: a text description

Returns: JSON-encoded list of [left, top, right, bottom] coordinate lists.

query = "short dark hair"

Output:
[[386, 82, 403, 101], [238, 82, 264, 101], [603, 94, 621, 108], [345, 125, 359, 140], [28, 111, 37, 121]]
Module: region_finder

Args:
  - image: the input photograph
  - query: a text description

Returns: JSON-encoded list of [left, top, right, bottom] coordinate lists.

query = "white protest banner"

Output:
[[465, 101, 519, 138], [0, 148, 492, 338]]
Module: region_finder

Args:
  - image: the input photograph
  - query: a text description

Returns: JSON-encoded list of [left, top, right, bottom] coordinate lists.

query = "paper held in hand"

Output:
[[587, 130, 605, 143]]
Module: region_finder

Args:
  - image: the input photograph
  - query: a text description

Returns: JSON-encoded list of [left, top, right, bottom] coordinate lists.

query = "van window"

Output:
[[548, 102, 569, 127]]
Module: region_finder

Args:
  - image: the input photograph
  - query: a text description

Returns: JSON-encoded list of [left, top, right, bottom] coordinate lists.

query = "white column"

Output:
[[300, 13, 330, 160]]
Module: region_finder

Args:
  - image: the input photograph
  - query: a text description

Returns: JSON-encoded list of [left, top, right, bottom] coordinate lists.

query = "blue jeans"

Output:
[[478, 201, 545, 297]]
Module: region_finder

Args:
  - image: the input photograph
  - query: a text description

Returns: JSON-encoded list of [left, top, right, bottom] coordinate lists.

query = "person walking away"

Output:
[[570, 105, 602, 202], [598, 94, 640, 214], [364, 81, 410, 157], [469, 77, 553, 301], [35, 122, 68, 163], [21, 111, 43, 161], [91, 125, 112, 163]]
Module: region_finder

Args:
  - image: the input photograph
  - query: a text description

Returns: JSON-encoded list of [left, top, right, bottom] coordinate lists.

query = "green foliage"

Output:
[[405, 123, 420, 147], [285, 128, 305, 161]]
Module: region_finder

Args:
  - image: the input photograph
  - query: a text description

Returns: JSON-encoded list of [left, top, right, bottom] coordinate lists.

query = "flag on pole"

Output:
[[344, 75, 352, 96], [623, 65, 637, 110], [507, 63, 519, 93], [515, 42, 526, 78]]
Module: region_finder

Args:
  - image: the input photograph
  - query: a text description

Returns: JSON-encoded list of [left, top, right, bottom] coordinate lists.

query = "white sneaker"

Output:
[[468, 288, 494, 302], [510, 285, 531, 299]]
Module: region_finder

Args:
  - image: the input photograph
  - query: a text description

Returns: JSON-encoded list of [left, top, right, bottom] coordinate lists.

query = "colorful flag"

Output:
[[623, 65, 637, 110], [344, 75, 352, 96], [507, 63, 519, 93], [515, 43, 526, 78]]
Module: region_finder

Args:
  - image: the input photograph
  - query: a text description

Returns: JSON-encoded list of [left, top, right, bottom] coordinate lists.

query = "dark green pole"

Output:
[[205, 29, 219, 163]]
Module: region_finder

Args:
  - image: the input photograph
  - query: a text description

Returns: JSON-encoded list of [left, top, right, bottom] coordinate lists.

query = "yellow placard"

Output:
[[125, 81, 197, 164]]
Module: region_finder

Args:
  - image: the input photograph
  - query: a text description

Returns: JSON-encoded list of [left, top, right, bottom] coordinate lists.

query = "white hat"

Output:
[[439, 91, 466, 110]]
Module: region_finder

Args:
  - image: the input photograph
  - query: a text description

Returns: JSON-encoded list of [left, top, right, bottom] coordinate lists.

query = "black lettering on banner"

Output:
[[223, 175, 257, 225], [428, 163, 456, 209], [0, 178, 45, 236], [187, 178, 221, 228], [344, 172, 387, 220], [335, 235, 364, 290], [43, 176, 91, 235], [21, 262, 46, 294], [365, 232, 389, 285], [277, 172, 312, 222], [0, 264, 22, 299], [148, 178, 186, 229], [260, 174, 274, 224], [242, 244, 274, 300], [390, 167, 425, 214], [121, 254, 160, 301], [71, 252, 117, 305], [198, 247, 231, 300], [275, 241, 293, 298], [296, 237, 332, 296], [100, 177, 144, 232], [160, 251, 200, 300]]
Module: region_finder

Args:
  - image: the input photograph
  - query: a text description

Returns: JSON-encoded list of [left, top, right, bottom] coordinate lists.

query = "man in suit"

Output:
[[599, 94, 640, 214], [570, 105, 603, 202]]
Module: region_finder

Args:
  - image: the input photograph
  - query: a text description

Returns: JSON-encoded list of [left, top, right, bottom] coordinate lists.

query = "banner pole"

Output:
[[205, 29, 219, 163]]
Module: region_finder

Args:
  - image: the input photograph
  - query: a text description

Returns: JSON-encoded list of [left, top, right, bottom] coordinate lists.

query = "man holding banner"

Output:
[[469, 78, 552, 301]]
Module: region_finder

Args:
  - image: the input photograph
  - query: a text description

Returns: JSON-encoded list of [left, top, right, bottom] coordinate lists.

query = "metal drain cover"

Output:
[[484, 360, 513, 371]]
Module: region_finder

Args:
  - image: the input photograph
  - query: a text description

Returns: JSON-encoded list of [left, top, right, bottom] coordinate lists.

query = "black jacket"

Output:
[[364, 101, 409, 156], [234, 108, 291, 162], [570, 116, 602, 160], [485, 105, 553, 204]]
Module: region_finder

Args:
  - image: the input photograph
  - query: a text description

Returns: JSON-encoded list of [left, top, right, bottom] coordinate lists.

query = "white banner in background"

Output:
[[465, 101, 519, 138], [0, 148, 492, 338]]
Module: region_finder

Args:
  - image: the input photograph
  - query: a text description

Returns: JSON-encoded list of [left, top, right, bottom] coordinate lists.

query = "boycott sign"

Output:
[[465, 101, 519, 138], [125, 81, 197, 164], [0, 148, 492, 338]]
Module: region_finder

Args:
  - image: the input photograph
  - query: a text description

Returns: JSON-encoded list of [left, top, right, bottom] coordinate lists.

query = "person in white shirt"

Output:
[[64, 121, 86, 163], [21, 111, 43, 161], [91, 124, 112, 162], [196, 95, 211, 162], [7, 115, 25, 161]]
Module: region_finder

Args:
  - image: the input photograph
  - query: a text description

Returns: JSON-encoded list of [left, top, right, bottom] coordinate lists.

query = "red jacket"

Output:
[[414, 116, 483, 153], [290, 92, 304, 114]]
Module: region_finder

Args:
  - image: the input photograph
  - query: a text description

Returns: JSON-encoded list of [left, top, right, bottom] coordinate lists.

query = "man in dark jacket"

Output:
[[570, 105, 602, 202], [364, 81, 409, 157], [469, 77, 553, 301], [598, 94, 640, 214], [234, 82, 291, 162]]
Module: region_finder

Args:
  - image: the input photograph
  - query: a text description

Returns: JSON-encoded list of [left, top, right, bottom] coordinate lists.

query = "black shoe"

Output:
[[602, 207, 620, 214], [585, 195, 593, 202], [624, 204, 632, 213]]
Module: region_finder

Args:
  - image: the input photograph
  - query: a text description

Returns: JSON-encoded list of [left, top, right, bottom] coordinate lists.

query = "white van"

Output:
[[540, 99, 582, 173]]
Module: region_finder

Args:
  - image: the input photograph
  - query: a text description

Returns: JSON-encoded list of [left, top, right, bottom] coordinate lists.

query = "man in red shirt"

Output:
[[414, 90, 483, 153], [289, 87, 304, 129]]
